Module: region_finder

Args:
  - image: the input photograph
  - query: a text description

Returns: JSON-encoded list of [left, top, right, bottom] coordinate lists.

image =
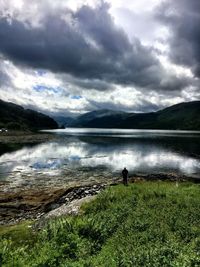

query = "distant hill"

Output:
[[0, 99, 58, 131], [69, 101, 200, 130], [53, 116, 76, 128], [70, 109, 127, 127]]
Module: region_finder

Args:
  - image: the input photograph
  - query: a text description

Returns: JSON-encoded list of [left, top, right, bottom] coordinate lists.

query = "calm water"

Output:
[[0, 128, 200, 189]]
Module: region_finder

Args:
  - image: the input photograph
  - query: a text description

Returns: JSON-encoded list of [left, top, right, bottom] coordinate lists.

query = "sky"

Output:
[[0, 0, 199, 116]]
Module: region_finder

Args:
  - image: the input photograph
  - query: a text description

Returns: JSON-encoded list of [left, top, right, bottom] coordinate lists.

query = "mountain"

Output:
[[70, 109, 127, 127], [53, 116, 76, 128], [0, 99, 58, 131], [69, 101, 200, 130]]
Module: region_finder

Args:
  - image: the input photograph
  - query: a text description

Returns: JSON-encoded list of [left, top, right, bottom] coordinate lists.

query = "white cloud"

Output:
[[0, 0, 199, 115], [0, 56, 198, 116], [0, 59, 90, 114]]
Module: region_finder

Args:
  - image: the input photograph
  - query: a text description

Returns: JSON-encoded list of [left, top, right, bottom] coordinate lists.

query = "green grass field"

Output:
[[0, 182, 200, 267]]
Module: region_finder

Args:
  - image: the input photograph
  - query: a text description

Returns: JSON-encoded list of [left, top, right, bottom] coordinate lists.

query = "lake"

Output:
[[0, 128, 200, 190]]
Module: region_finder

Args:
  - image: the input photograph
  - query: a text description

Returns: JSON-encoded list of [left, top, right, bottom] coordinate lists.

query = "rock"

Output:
[[0, 182, 110, 225], [43, 195, 96, 220]]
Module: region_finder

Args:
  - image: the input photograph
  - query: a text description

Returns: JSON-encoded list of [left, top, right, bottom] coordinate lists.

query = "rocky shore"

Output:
[[0, 183, 108, 225], [1, 173, 200, 226]]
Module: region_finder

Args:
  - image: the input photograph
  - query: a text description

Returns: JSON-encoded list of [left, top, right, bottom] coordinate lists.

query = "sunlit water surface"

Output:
[[0, 128, 200, 190]]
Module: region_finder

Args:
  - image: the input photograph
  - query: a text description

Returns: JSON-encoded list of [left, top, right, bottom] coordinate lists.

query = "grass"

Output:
[[0, 181, 200, 266], [0, 221, 35, 246]]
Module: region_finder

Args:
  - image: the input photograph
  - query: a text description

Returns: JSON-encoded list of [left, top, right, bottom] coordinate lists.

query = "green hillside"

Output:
[[1, 182, 200, 266], [0, 99, 58, 131], [70, 101, 200, 130]]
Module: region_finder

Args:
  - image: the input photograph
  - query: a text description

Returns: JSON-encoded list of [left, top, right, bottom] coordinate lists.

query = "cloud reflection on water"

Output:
[[0, 137, 200, 182]]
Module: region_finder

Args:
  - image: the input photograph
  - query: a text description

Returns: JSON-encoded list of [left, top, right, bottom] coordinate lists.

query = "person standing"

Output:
[[122, 167, 128, 186]]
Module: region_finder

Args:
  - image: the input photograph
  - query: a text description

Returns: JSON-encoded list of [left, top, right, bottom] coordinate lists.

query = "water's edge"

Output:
[[1, 173, 199, 226]]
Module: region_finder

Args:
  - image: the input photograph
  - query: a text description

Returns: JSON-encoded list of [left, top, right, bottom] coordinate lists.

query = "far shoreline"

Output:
[[0, 130, 58, 144]]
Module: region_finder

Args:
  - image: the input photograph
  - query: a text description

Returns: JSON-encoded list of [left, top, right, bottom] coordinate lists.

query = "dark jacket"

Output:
[[122, 168, 128, 179]]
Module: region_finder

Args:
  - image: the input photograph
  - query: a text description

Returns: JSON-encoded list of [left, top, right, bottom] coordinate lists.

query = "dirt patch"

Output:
[[0, 187, 66, 225], [0, 183, 107, 225]]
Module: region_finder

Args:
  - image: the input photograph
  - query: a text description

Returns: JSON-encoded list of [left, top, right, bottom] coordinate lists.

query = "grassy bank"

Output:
[[0, 182, 200, 266]]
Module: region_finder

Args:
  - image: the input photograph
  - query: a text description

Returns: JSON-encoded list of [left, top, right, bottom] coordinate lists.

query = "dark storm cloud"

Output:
[[156, 0, 200, 78], [0, 2, 187, 91], [74, 80, 113, 91], [87, 96, 161, 113], [66, 76, 114, 91]]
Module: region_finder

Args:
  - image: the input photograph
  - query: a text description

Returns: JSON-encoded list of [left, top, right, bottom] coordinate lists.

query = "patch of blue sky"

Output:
[[70, 95, 83, 99], [36, 69, 47, 76], [33, 85, 63, 94]]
